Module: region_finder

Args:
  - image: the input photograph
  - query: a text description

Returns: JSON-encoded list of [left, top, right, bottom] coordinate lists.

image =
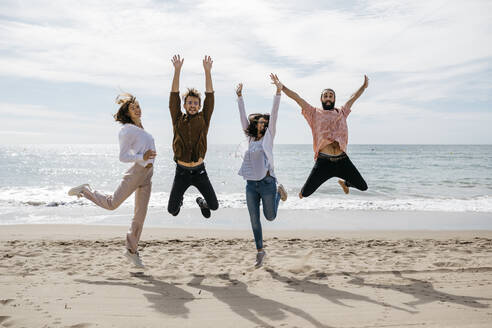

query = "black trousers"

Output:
[[301, 152, 368, 197], [167, 163, 219, 216]]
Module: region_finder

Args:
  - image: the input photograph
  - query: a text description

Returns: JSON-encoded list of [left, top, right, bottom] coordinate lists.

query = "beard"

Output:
[[322, 100, 335, 111]]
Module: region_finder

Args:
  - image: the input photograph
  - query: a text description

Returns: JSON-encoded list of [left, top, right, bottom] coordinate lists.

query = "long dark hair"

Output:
[[113, 93, 136, 125], [244, 113, 270, 139]]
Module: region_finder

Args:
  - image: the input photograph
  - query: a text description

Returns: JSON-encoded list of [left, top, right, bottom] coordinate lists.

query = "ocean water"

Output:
[[0, 144, 491, 225]]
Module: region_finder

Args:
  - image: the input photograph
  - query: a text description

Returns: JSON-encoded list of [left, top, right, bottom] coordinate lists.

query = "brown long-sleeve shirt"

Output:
[[169, 91, 214, 163]]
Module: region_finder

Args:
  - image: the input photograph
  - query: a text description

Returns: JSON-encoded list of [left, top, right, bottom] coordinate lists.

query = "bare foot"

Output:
[[338, 179, 349, 194], [298, 191, 303, 199]]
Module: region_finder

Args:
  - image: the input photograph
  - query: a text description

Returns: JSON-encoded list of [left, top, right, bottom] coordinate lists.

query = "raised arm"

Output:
[[171, 55, 183, 92], [277, 76, 309, 109], [268, 73, 282, 136], [344, 75, 369, 109], [203, 55, 213, 93], [202, 55, 215, 125], [236, 83, 249, 130], [169, 55, 184, 123]]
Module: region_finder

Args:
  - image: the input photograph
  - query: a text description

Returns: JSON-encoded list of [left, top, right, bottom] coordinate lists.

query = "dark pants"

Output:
[[167, 163, 219, 216], [301, 152, 368, 197]]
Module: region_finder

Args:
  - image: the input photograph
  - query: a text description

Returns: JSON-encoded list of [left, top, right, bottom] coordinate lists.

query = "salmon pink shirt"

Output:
[[302, 103, 351, 160]]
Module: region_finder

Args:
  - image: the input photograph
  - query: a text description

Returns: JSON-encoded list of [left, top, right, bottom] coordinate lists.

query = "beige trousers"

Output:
[[82, 164, 153, 253]]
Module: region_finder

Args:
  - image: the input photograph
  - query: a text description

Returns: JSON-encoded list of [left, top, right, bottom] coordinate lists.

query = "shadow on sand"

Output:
[[266, 268, 416, 313], [347, 271, 492, 309], [76, 272, 194, 318], [188, 273, 331, 328]]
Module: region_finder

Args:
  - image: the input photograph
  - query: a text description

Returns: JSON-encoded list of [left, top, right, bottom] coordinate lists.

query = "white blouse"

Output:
[[118, 124, 156, 167], [238, 139, 272, 181], [237, 94, 280, 179]]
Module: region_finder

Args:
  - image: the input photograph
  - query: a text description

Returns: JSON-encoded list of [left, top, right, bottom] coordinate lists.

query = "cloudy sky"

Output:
[[0, 0, 491, 145]]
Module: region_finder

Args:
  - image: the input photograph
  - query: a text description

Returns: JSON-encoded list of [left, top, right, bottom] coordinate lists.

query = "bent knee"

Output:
[[107, 202, 120, 211]]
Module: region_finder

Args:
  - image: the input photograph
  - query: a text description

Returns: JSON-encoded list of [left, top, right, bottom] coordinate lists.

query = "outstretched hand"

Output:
[[172, 55, 184, 70], [236, 83, 243, 97], [270, 73, 283, 94], [362, 74, 369, 89], [203, 55, 213, 71]]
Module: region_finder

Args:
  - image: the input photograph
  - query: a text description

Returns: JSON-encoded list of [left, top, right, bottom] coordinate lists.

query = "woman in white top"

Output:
[[237, 74, 288, 268], [68, 93, 156, 268]]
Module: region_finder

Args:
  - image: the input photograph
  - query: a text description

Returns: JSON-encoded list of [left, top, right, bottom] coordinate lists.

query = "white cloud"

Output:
[[0, 0, 491, 144], [0, 130, 45, 136], [0, 102, 99, 121]]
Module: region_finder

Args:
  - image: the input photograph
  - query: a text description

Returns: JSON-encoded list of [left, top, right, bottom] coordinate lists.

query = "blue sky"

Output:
[[0, 0, 491, 145]]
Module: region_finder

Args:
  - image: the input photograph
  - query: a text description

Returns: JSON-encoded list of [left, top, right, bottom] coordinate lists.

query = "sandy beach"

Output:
[[2, 0, 492, 325], [1, 214, 492, 327]]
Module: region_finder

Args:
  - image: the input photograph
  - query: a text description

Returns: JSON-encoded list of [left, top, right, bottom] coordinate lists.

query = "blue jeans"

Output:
[[246, 175, 281, 250]]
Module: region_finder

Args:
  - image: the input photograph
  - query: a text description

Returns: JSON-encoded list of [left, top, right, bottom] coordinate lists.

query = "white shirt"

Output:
[[238, 140, 272, 181], [118, 124, 156, 167], [237, 94, 280, 180]]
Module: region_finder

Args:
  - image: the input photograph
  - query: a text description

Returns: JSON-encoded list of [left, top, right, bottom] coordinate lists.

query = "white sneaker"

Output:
[[255, 250, 266, 268], [277, 184, 288, 201], [124, 250, 145, 268], [68, 184, 90, 198]]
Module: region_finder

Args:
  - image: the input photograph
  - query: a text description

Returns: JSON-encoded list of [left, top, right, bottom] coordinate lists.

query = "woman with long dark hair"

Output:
[[236, 74, 287, 268], [68, 93, 156, 268]]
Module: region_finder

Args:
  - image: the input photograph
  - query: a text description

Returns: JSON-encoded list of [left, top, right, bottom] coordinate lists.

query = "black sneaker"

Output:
[[196, 197, 211, 219]]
